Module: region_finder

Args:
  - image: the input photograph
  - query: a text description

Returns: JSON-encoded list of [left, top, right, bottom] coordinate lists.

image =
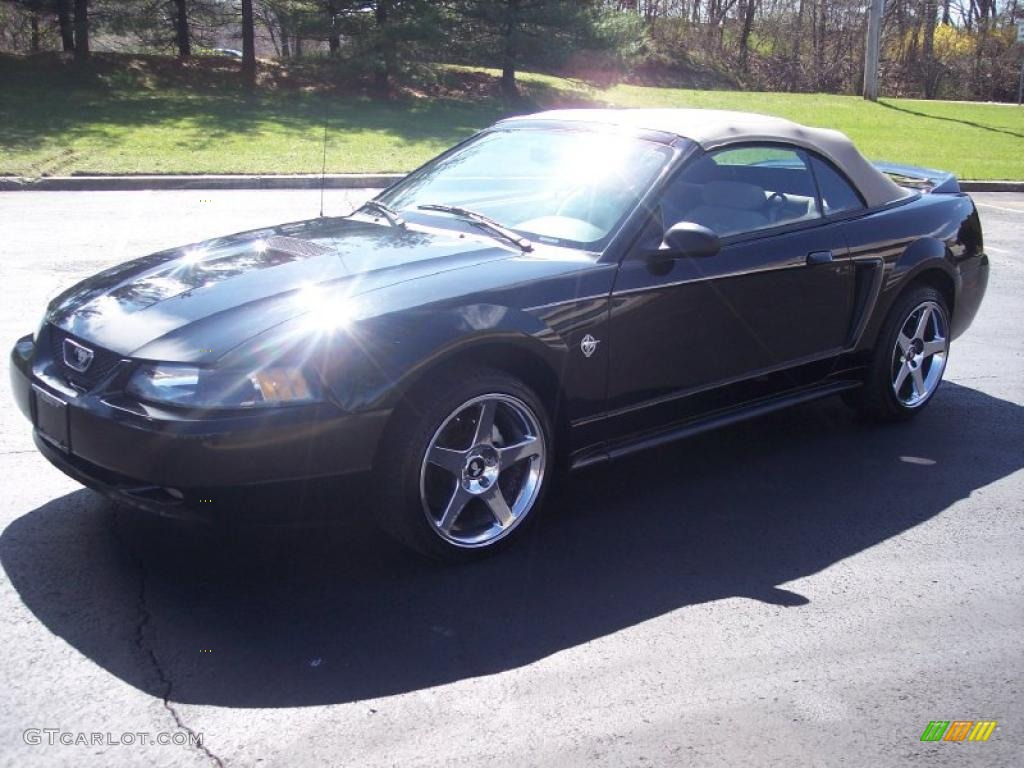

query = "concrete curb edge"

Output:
[[0, 174, 405, 192], [959, 180, 1024, 193], [0, 175, 1020, 193]]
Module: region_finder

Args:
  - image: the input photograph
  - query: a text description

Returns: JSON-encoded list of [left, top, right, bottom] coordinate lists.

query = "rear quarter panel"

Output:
[[842, 192, 986, 354]]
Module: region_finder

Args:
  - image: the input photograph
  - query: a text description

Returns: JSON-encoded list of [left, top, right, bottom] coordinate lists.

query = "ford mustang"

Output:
[[9, 109, 989, 560]]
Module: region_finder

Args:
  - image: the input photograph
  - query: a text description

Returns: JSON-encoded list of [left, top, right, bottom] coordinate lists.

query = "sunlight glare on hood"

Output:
[[182, 248, 207, 265], [296, 283, 353, 333]]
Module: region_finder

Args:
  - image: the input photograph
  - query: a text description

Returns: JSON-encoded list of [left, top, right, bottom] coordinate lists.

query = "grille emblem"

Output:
[[62, 338, 95, 373]]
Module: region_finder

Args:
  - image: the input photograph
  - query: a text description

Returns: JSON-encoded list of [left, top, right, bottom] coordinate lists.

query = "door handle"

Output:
[[806, 250, 834, 266]]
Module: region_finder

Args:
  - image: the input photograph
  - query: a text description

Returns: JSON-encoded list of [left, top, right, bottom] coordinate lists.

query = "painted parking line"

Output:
[[976, 202, 1024, 214]]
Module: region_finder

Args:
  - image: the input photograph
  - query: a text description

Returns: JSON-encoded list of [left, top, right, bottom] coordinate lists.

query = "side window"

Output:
[[809, 156, 865, 216], [657, 145, 822, 239]]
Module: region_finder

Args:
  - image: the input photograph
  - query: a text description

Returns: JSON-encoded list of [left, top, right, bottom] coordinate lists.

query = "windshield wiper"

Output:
[[357, 199, 406, 228], [417, 204, 533, 252]]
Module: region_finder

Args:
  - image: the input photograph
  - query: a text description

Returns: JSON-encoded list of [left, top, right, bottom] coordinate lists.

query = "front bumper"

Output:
[[10, 336, 390, 509]]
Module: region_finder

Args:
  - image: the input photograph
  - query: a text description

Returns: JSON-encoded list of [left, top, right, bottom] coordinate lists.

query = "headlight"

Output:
[[126, 362, 321, 409]]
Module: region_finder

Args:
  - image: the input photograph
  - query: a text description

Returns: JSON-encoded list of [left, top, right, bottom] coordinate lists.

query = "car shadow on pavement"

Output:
[[2, 382, 1022, 708]]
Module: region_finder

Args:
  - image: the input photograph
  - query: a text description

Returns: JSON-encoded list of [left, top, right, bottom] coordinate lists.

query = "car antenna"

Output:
[[318, 14, 337, 218]]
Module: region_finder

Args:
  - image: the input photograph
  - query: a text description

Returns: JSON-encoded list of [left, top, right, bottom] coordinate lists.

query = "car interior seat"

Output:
[[684, 180, 770, 237]]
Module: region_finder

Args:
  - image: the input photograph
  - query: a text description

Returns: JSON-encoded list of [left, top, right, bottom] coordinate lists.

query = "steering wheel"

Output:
[[766, 191, 788, 222]]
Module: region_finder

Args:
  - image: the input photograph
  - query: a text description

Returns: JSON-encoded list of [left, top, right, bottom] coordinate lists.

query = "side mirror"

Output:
[[657, 222, 721, 260]]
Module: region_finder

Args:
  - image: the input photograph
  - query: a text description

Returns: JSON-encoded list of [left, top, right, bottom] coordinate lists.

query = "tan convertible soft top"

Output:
[[503, 108, 909, 209]]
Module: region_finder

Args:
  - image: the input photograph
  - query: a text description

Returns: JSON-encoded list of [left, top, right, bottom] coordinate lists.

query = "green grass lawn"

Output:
[[2, 56, 1021, 179]]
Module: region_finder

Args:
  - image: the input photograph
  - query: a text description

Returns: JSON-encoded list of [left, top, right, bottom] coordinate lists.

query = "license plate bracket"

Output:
[[33, 385, 70, 452]]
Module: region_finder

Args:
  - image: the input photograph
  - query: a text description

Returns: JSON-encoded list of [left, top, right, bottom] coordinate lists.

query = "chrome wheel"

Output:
[[419, 393, 546, 548], [891, 300, 948, 408]]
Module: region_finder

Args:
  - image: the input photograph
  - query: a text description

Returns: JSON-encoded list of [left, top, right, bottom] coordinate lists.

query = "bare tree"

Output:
[[57, 0, 75, 51], [241, 0, 256, 84], [738, 0, 758, 72], [73, 0, 88, 59], [374, 0, 391, 95]]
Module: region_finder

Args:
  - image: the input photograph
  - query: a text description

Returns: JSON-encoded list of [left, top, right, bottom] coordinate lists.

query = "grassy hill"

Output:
[[1, 54, 1021, 180]]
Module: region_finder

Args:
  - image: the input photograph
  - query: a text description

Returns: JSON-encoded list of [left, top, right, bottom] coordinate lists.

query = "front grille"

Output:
[[47, 325, 125, 390]]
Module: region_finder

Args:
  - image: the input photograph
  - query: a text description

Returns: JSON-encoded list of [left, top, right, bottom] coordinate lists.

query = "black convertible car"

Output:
[[10, 109, 989, 560]]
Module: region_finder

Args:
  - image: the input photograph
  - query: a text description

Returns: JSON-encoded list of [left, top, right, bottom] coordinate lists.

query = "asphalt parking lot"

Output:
[[0, 189, 1021, 768]]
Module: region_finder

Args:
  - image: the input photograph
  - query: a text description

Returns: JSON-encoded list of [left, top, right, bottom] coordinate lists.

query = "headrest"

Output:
[[702, 180, 767, 211]]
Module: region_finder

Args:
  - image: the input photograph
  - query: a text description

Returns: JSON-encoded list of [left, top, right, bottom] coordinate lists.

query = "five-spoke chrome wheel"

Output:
[[891, 300, 948, 408], [419, 393, 546, 548]]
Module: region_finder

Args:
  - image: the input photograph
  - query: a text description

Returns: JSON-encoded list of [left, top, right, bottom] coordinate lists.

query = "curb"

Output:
[[0, 175, 1019, 193], [959, 180, 1024, 193], [0, 174, 404, 192]]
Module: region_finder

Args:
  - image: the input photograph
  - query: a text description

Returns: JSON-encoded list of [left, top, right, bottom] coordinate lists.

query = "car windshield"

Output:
[[377, 128, 675, 249]]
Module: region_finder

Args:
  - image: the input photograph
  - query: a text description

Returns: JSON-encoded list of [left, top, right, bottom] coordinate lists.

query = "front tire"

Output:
[[375, 366, 553, 561], [851, 285, 950, 422]]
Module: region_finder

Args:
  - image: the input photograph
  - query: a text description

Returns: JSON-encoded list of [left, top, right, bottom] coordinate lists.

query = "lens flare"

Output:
[[296, 284, 353, 332]]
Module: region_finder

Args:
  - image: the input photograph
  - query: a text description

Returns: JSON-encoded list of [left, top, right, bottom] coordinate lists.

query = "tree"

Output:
[[172, 0, 191, 57], [456, 0, 599, 100], [374, 0, 392, 94], [325, 0, 341, 55], [241, 0, 256, 83], [57, 0, 75, 51], [738, 0, 758, 72], [323, 0, 445, 96], [30, 8, 40, 50], [9, 0, 53, 52], [73, 0, 89, 59]]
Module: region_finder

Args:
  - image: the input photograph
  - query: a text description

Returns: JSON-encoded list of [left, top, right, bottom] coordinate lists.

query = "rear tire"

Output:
[[849, 285, 950, 422], [374, 366, 553, 562]]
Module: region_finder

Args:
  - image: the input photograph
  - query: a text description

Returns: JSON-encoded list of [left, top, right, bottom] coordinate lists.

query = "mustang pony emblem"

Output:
[[580, 334, 600, 358], [62, 338, 95, 373]]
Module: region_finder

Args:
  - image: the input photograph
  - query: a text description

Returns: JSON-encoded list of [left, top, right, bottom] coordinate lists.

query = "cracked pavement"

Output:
[[111, 510, 226, 768], [0, 190, 1022, 767]]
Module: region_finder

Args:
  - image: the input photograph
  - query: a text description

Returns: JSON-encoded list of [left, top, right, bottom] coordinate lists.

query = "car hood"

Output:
[[47, 217, 514, 363]]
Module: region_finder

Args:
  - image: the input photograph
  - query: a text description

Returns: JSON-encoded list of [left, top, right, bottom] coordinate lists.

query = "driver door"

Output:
[[605, 144, 855, 425]]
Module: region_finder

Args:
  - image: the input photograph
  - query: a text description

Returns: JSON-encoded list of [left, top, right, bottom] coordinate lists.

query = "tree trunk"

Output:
[[241, 0, 256, 85], [173, 0, 191, 58], [814, 0, 826, 89], [327, 1, 340, 56], [30, 12, 40, 52], [374, 0, 391, 97], [921, 0, 937, 97], [791, 0, 804, 91], [501, 0, 520, 101], [738, 0, 756, 73], [57, 0, 75, 52], [73, 0, 89, 60], [275, 11, 290, 58]]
